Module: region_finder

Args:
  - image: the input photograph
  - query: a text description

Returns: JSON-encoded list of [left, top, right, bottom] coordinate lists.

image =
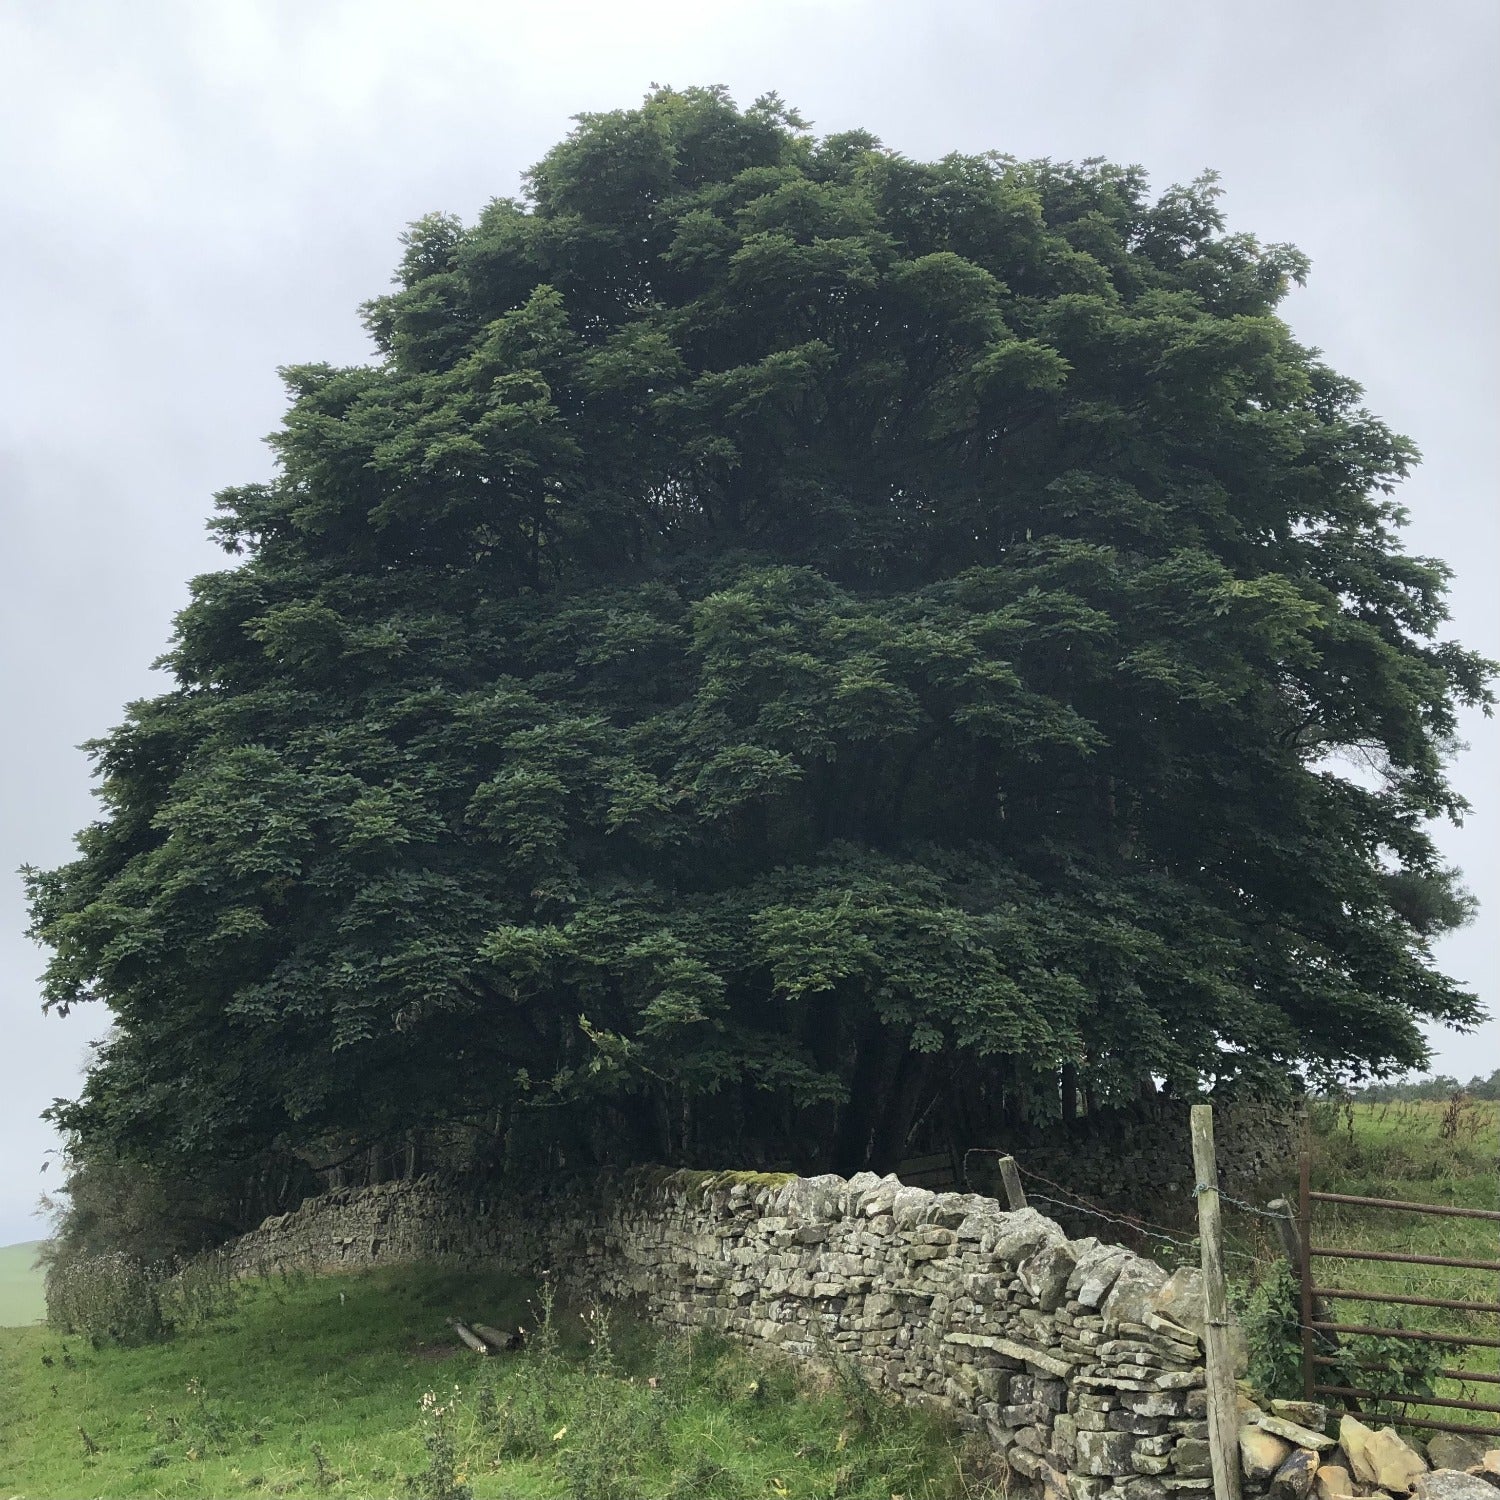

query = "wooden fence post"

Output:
[[1190, 1104, 1242, 1500], [995, 1154, 1028, 1211]]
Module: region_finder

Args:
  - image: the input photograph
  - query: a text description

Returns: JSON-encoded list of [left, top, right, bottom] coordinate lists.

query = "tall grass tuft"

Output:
[[160, 1248, 239, 1330]]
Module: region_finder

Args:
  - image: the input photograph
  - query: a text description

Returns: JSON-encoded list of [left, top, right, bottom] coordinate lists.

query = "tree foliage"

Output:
[[27, 87, 1493, 1185], [1349, 1069, 1500, 1103]]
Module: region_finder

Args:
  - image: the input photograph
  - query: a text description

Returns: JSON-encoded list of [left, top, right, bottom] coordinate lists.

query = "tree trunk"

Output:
[[869, 1049, 933, 1174], [832, 1018, 890, 1176], [802, 990, 844, 1162]]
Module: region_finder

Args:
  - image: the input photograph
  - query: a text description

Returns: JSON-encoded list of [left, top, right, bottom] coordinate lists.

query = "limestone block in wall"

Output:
[[991, 1209, 1067, 1268], [893, 1184, 947, 1230], [1019, 1241, 1078, 1311], [1147, 1278, 1206, 1350], [773, 1174, 846, 1224], [1101, 1260, 1170, 1333], [1070, 1244, 1132, 1308], [1078, 1430, 1139, 1477], [856, 1174, 904, 1218]]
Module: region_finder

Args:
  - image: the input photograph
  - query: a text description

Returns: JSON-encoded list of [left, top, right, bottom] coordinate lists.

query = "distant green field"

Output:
[[0, 1241, 46, 1327]]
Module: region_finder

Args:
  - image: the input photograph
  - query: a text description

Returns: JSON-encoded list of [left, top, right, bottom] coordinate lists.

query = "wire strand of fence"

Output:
[[1018, 1189, 1209, 1255], [1010, 1160, 1198, 1242], [959, 1148, 1264, 1263], [1024, 1168, 1262, 1262], [1024, 1188, 1261, 1267], [1201, 1185, 1300, 1224]]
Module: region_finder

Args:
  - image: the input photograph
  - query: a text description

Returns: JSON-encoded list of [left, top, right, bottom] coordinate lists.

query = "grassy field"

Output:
[[1221, 1096, 1498, 1441], [0, 1241, 46, 1328], [0, 1263, 990, 1500], [1304, 1097, 1498, 1438]]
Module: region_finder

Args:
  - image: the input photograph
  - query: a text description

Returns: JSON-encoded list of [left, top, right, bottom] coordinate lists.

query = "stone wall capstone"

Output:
[[226, 1168, 1262, 1499]]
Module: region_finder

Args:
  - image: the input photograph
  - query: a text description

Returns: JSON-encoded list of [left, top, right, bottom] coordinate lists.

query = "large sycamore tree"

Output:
[[29, 88, 1492, 1188]]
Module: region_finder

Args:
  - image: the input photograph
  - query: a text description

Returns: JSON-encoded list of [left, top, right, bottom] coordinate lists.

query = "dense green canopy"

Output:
[[28, 87, 1492, 1184]]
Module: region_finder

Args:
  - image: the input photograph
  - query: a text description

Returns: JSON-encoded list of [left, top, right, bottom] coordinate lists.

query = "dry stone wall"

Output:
[[228, 1168, 1253, 1500], [224, 1159, 1494, 1500]]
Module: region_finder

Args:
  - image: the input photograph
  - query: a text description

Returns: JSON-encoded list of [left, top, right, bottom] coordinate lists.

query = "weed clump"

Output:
[[44, 1251, 165, 1344], [406, 1392, 472, 1500], [44, 1245, 238, 1344], [160, 1248, 238, 1329], [1237, 1256, 1462, 1414]]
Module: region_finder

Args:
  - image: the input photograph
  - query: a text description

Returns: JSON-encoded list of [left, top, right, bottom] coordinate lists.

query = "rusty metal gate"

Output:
[[1297, 1149, 1500, 1438]]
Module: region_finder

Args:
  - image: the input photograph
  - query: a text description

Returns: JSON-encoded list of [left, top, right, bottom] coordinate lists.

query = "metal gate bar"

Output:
[[1313, 1355, 1500, 1386], [1308, 1191, 1500, 1221], [1309, 1321, 1500, 1350], [1310, 1385, 1500, 1416], [1315, 1287, 1500, 1315], [1309, 1247, 1500, 1272]]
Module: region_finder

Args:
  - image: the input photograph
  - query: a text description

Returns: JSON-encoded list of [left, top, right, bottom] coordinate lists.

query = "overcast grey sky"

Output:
[[2, 0, 1495, 1247]]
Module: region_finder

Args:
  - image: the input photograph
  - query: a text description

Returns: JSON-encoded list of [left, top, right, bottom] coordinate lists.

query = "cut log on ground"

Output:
[[447, 1318, 490, 1355], [473, 1321, 525, 1353]]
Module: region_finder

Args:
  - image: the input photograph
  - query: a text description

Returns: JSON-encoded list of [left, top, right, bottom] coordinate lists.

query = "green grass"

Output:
[[0, 1264, 991, 1500], [0, 1242, 46, 1328]]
